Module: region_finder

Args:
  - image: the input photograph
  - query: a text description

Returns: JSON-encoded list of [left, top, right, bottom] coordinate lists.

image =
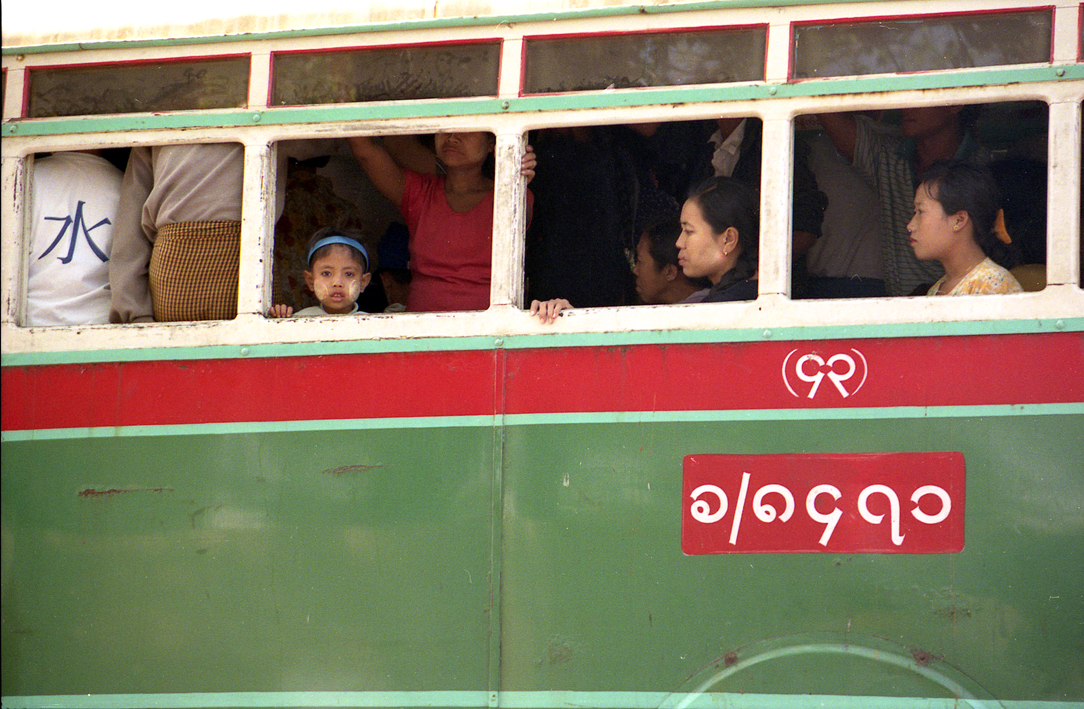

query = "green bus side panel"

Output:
[[501, 415, 1084, 700], [1, 427, 497, 695], [2, 415, 1082, 701]]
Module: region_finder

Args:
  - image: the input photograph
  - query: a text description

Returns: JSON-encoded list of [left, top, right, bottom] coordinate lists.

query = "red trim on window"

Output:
[[788, 6, 1056, 81], [519, 23, 769, 97], [268, 39, 502, 107], [789, 6, 1056, 32], [25, 52, 251, 74]]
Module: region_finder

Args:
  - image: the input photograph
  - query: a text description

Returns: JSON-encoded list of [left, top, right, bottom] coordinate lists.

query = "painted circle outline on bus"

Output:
[[782, 348, 868, 399]]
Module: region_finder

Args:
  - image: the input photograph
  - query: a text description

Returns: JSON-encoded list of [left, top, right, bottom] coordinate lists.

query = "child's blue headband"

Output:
[[307, 235, 369, 272]]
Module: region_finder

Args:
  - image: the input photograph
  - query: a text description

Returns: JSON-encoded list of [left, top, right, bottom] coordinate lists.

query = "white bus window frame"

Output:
[[2, 86, 1081, 355]]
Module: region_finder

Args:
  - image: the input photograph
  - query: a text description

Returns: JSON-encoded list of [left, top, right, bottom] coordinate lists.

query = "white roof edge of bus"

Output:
[[2, 0, 710, 49]]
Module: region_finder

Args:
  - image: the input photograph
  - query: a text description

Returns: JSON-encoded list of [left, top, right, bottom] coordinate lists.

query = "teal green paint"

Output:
[[0, 0, 939, 56], [0, 415, 499, 442], [2, 428, 499, 696], [3, 317, 1081, 368], [497, 416, 1084, 699], [4, 66, 1077, 137], [503, 403, 1084, 426], [2, 404, 1079, 442], [5, 416, 1083, 699], [0, 692, 488, 708], [1, 692, 1080, 708]]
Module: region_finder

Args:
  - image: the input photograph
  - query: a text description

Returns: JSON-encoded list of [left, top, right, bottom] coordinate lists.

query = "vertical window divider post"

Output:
[[490, 129, 528, 310], [238, 138, 275, 318]]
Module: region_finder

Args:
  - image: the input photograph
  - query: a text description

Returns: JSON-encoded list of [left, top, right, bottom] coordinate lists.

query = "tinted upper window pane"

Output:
[[272, 43, 500, 105], [524, 27, 766, 94], [27, 57, 250, 117], [793, 10, 1052, 79]]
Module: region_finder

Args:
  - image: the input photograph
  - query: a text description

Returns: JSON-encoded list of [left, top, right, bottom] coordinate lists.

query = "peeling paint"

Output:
[[321, 463, 384, 476], [77, 487, 174, 497]]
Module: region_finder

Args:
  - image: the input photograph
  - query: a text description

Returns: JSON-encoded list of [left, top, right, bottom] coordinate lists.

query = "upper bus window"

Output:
[[792, 9, 1052, 79], [271, 43, 500, 106], [26, 57, 250, 118], [523, 27, 766, 94]]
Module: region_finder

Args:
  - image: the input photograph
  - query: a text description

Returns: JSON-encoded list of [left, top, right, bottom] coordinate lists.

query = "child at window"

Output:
[[268, 228, 371, 317]]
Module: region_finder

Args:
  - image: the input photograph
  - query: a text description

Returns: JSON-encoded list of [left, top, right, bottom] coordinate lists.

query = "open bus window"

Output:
[[75, 142, 248, 325], [523, 118, 826, 309], [22, 149, 127, 326], [270, 132, 501, 317], [795, 100, 1048, 299]]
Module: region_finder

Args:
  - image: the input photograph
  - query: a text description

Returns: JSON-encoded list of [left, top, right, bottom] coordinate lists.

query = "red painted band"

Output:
[[2, 332, 1081, 432]]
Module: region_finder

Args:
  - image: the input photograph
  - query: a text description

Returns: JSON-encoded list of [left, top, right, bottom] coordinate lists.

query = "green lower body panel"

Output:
[[3, 414, 1082, 703]]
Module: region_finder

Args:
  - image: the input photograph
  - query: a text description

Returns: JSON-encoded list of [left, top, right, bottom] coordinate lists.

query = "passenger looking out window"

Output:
[[678, 176, 760, 303], [268, 228, 372, 317], [634, 214, 710, 305], [348, 132, 536, 313], [909, 161, 1022, 296], [818, 105, 989, 296]]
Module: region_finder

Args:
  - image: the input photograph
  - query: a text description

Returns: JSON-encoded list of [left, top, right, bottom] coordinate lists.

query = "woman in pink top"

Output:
[[349, 133, 535, 312]]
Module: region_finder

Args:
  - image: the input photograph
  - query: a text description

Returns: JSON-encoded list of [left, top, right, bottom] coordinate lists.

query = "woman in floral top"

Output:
[[907, 161, 1022, 296]]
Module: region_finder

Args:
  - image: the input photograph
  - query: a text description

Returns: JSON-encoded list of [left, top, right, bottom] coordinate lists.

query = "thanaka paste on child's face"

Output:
[[304, 245, 369, 315]]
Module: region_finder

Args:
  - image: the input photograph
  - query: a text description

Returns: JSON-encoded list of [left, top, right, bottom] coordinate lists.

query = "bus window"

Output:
[[106, 142, 247, 324], [801, 100, 1048, 299], [523, 116, 826, 310], [270, 140, 381, 316], [524, 125, 641, 309], [272, 42, 500, 105], [523, 25, 766, 94], [270, 132, 504, 317], [23, 149, 125, 326], [26, 56, 250, 118], [792, 8, 1053, 79]]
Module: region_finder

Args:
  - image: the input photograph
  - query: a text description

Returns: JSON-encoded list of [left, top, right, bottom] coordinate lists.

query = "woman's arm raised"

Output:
[[347, 136, 408, 209]]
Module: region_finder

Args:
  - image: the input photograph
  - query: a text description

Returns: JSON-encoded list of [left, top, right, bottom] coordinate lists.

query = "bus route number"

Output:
[[681, 453, 965, 554]]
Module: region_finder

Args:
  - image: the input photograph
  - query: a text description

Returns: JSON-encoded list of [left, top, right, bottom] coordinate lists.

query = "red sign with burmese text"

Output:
[[682, 453, 965, 554]]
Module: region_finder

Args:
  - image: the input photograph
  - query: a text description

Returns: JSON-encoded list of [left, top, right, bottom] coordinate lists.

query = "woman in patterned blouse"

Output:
[[907, 160, 1022, 296]]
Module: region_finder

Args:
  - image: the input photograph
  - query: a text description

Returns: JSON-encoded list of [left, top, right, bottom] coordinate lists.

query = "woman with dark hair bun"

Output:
[[908, 161, 1022, 296], [677, 176, 759, 302]]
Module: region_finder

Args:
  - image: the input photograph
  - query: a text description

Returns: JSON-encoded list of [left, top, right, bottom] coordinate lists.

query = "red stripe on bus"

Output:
[[2, 333, 1080, 432], [503, 332, 1083, 414], [2, 350, 500, 431]]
